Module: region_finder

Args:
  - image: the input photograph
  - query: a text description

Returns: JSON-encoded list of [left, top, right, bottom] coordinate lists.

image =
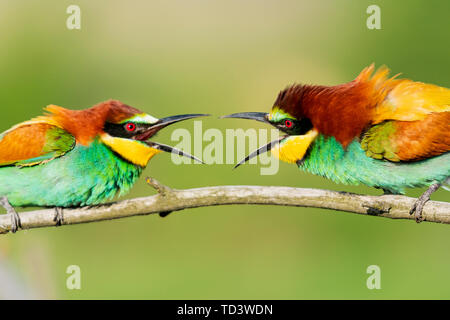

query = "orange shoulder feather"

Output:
[[362, 112, 450, 162], [0, 119, 75, 166], [355, 64, 450, 123]]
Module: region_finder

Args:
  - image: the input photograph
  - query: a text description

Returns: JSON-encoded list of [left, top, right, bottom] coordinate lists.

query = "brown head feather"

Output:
[[45, 100, 144, 145], [273, 68, 392, 147]]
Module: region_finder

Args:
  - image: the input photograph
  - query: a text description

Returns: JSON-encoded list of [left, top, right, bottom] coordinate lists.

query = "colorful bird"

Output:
[[0, 100, 206, 232], [223, 64, 450, 222]]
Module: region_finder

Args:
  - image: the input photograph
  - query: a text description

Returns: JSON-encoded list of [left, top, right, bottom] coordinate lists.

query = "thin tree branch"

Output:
[[0, 179, 449, 234]]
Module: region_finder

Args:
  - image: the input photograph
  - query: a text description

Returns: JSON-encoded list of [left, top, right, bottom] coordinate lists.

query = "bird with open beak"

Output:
[[223, 64, 450, 222], [0, 99, 207, 232]]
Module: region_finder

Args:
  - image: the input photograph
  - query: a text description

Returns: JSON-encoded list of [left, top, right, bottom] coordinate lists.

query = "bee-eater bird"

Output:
[[223, 65, 449, 222], [0, 100, 207, 232]]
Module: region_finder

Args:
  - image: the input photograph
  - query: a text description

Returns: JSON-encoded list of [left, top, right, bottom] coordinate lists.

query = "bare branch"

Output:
[[0, 184, 449, 234]]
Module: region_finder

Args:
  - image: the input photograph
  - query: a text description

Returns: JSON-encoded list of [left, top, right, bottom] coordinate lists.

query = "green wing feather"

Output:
[[362, 112, 450, 162], [361, 121, 400, 162]]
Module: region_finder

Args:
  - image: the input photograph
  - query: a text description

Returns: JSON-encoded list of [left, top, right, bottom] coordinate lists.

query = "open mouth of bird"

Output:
[[222, 112, 287, 168], [140, 114, 209, 163]]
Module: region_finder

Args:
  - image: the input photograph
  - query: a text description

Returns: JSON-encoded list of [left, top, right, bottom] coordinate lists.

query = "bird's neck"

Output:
[[77, 139, 144, 201]]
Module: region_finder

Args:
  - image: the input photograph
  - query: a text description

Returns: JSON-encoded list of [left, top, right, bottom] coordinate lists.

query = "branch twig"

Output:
[[1, 179, 449, 234]]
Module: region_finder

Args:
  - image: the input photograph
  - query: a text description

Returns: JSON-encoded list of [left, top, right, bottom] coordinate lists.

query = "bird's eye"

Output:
[[125, 123, 136, 132], [284, 119, 294, 128]]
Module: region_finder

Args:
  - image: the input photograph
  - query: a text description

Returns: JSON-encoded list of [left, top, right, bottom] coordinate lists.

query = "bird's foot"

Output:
[[0, 196, 21, 233], [54, 207, 64, 226], [410, 183, 441, 223]]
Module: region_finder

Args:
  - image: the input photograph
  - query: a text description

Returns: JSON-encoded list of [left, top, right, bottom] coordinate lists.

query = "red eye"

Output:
[[284, 119, 293, 128], [125, 123, 136, 132]]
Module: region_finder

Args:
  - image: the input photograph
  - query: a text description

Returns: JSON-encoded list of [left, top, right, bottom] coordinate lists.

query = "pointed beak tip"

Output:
[[194, 157, 206, 164], [232, 137, 283, 168], [220, 112, 269, 123], [157, 113, 211, 126], [196, 113, 211, 118], [145, 141, 204, 164]]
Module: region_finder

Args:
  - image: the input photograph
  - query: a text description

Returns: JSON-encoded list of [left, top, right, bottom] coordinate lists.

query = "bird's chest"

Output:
[[50, 142, 143, 206], [299, 135, 382, 186]]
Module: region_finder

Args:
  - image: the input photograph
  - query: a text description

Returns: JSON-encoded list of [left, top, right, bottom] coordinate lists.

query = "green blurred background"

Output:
[[0, 0, 449, 299]]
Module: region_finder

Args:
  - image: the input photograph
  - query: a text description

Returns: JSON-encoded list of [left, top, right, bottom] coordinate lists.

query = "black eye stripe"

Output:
[[276, 118, 297, 128], [275, 118, 312, 135], [104, 122, 148, 138]]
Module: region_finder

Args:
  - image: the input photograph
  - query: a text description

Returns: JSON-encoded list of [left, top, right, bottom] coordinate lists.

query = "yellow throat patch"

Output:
[[271, 129, 318, 164], [100, 133, 162, 167]]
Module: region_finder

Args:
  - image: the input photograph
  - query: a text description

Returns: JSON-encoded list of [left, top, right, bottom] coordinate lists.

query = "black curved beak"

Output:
[[144, 114, 210, 138], [232, 137, 284, 169], [153, 114, 210, 129], [143, 113, 209, 164], [221, 112, 269, 123], [222, 112, 284, 169], [144, 141, 204, 164]]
